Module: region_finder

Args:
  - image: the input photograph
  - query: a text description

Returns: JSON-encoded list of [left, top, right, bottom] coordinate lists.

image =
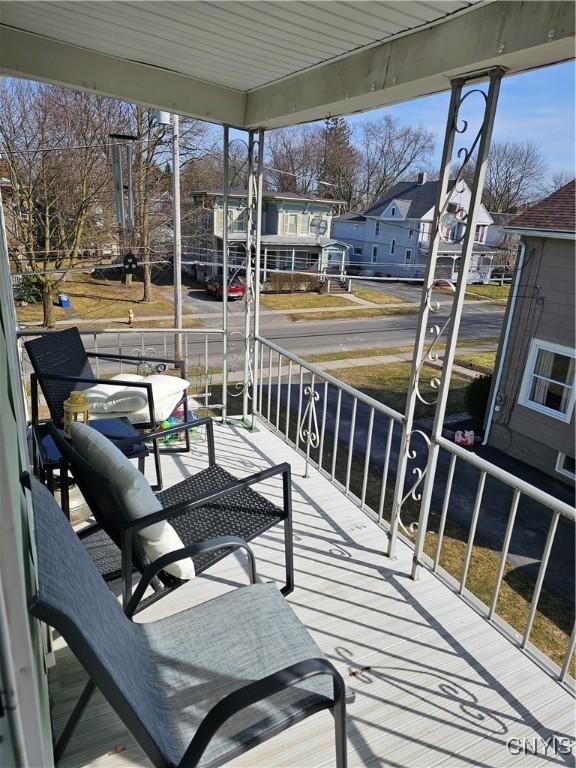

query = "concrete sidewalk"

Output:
[[213, 343, 495, 383]]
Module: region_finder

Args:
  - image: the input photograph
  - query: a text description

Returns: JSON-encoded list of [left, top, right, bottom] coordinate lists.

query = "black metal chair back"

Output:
[[25, 328, 94, 427]]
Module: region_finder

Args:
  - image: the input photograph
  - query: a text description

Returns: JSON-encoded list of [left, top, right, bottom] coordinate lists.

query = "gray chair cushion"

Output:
[[29, 477, 334, 767]]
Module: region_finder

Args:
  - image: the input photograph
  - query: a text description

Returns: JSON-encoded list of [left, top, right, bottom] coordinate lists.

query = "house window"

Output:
[[375, 220, 380, 236], [390, 239, 396, 255], [391, 206, 396, 216], [519, 339, 575, 422], [287, 213, 298, 235], [372, 245, 378, 263], [408, 227, 414, 239], [405, 249, 412, 264], [353, 247, 363, 255], [556, 452, 576, 480]]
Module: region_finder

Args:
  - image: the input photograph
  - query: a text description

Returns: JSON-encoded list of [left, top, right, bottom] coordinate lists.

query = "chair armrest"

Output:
[[123, 536, 257, 614], [115, 417, 216, 466], [124, 462, 291, 533], [86, 351, 181, 365], [179, 658, 346, 768]]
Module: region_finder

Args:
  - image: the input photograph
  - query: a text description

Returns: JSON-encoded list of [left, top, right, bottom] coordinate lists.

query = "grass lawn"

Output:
[[328, 360, 469, 417], [305, 338, 499, 365], [289, 305, 419, 322], [305, 345, 413, 363], [465, 283, 511, 301], [352, 287, 407, 305], [454, 350, 497, 374], [16, 272, 200, 327], [260, 293, 354, 310]]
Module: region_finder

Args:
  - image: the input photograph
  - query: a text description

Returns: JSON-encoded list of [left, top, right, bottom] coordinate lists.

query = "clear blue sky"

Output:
[[347, 60, 575, 179]]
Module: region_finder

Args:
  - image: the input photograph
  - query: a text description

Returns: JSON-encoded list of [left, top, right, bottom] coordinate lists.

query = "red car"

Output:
[[205, 274, 245, 301]]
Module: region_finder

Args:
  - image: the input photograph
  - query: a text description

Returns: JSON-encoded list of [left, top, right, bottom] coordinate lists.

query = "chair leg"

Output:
[[281, 516, 295, 597], [152, 437, 163, 490], [333, 677, 348, 768], [54, 679, 96, 764]]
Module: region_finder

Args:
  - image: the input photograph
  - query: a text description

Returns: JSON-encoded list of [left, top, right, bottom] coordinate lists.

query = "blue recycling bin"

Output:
[[58, 294, 70, 308]]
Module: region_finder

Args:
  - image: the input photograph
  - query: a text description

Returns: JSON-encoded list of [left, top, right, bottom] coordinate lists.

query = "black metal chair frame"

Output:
[[26, 328, 192, 489], [24, 474, 346, 768], [48, 419, 295, 604]]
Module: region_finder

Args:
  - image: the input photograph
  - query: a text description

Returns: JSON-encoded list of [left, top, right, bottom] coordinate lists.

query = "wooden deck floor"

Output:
[[49, 422, 575, 768]]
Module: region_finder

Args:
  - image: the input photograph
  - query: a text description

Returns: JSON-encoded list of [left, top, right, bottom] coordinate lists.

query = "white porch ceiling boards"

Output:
[[0, 1, 478, 91], [0, 1, 574, 128]]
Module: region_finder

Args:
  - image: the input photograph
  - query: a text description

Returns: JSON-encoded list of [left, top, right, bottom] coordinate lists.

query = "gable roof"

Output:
[[506, 180, 575, 235], [364, 179, 456, 219]]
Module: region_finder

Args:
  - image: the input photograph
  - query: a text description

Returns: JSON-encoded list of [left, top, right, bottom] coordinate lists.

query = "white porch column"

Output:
[[221, 125, 230, 421], [291, 248, 295, 272], [387, 68, 504, 569]]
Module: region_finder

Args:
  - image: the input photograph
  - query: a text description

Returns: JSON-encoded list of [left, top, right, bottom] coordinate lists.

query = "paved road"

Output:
[[82, 295, 505, 364]]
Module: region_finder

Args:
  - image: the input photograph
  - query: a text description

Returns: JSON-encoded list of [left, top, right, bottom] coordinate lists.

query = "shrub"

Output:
[[17, 274, 43, 304], [465, 374, 493, 423], [264, 272, 320, 294]]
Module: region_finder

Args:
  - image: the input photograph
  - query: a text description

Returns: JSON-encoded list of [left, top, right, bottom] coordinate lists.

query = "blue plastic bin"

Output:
[[58, 294, 70, 308]]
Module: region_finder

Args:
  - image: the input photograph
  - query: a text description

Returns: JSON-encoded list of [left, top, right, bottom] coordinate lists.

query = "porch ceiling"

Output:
[[0, 1, 574, 128]]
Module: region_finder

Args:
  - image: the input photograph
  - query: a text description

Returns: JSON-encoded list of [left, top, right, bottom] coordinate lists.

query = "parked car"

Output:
[[490, 265, 513, 282], [205, 274, 245, 300]]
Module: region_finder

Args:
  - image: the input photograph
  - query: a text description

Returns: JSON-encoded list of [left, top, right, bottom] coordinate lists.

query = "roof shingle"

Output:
[[507, 180, 575, 234]]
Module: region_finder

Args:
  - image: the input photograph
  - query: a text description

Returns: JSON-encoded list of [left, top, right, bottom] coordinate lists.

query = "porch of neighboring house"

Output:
[[49, 422, 575, 768]]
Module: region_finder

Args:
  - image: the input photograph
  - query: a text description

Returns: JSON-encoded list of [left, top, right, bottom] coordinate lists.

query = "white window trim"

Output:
[[556, 452, 576, 480], [518, 338, 576, 423], [372, 245, 378, 263], [405, 248, 412, 264]]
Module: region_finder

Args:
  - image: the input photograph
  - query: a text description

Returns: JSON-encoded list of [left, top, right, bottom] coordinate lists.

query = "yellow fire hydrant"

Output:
[[128, 308, 134, 326]]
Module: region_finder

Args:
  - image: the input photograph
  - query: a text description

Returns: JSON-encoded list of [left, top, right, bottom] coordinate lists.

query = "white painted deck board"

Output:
[[49, 423, 575, 768]]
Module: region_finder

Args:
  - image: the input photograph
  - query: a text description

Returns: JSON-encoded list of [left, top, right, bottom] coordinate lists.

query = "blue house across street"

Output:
[[332, 173, 496, 283]]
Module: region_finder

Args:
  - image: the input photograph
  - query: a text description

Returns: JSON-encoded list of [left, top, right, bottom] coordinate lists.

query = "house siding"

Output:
[[488, 236, 575, 483]]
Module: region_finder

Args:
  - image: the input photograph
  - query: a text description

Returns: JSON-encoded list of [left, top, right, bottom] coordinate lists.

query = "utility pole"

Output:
[[172, 113, 182, 359]]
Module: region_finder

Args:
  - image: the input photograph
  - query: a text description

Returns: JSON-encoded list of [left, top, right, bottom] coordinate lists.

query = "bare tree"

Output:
[[267, 126, 323, 194], [0, 80, 122, 327], [461, 140, 548, 212], [357, 115, 434, 207], [535, 170, 574, 200]]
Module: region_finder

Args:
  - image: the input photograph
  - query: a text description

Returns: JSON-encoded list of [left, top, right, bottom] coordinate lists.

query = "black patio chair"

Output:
[[47, 420, 295, 604], [27, 475, 348, 768], [25, 327, 191, 489]]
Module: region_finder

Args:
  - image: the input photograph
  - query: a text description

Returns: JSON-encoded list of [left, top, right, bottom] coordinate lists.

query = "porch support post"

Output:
[[251, 128, 265, 429], [387, 68, 503, 562], [387, 78, 463, 558], [411, 68, 503, 579], [222, 125, 229, 422], [242, 128, 265, 425], [242, 131, 255, 423]]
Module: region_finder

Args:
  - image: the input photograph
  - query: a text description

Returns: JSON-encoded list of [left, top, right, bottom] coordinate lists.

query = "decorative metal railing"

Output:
[[17, 327, 226, 415], [254, 334, 575, 684]]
